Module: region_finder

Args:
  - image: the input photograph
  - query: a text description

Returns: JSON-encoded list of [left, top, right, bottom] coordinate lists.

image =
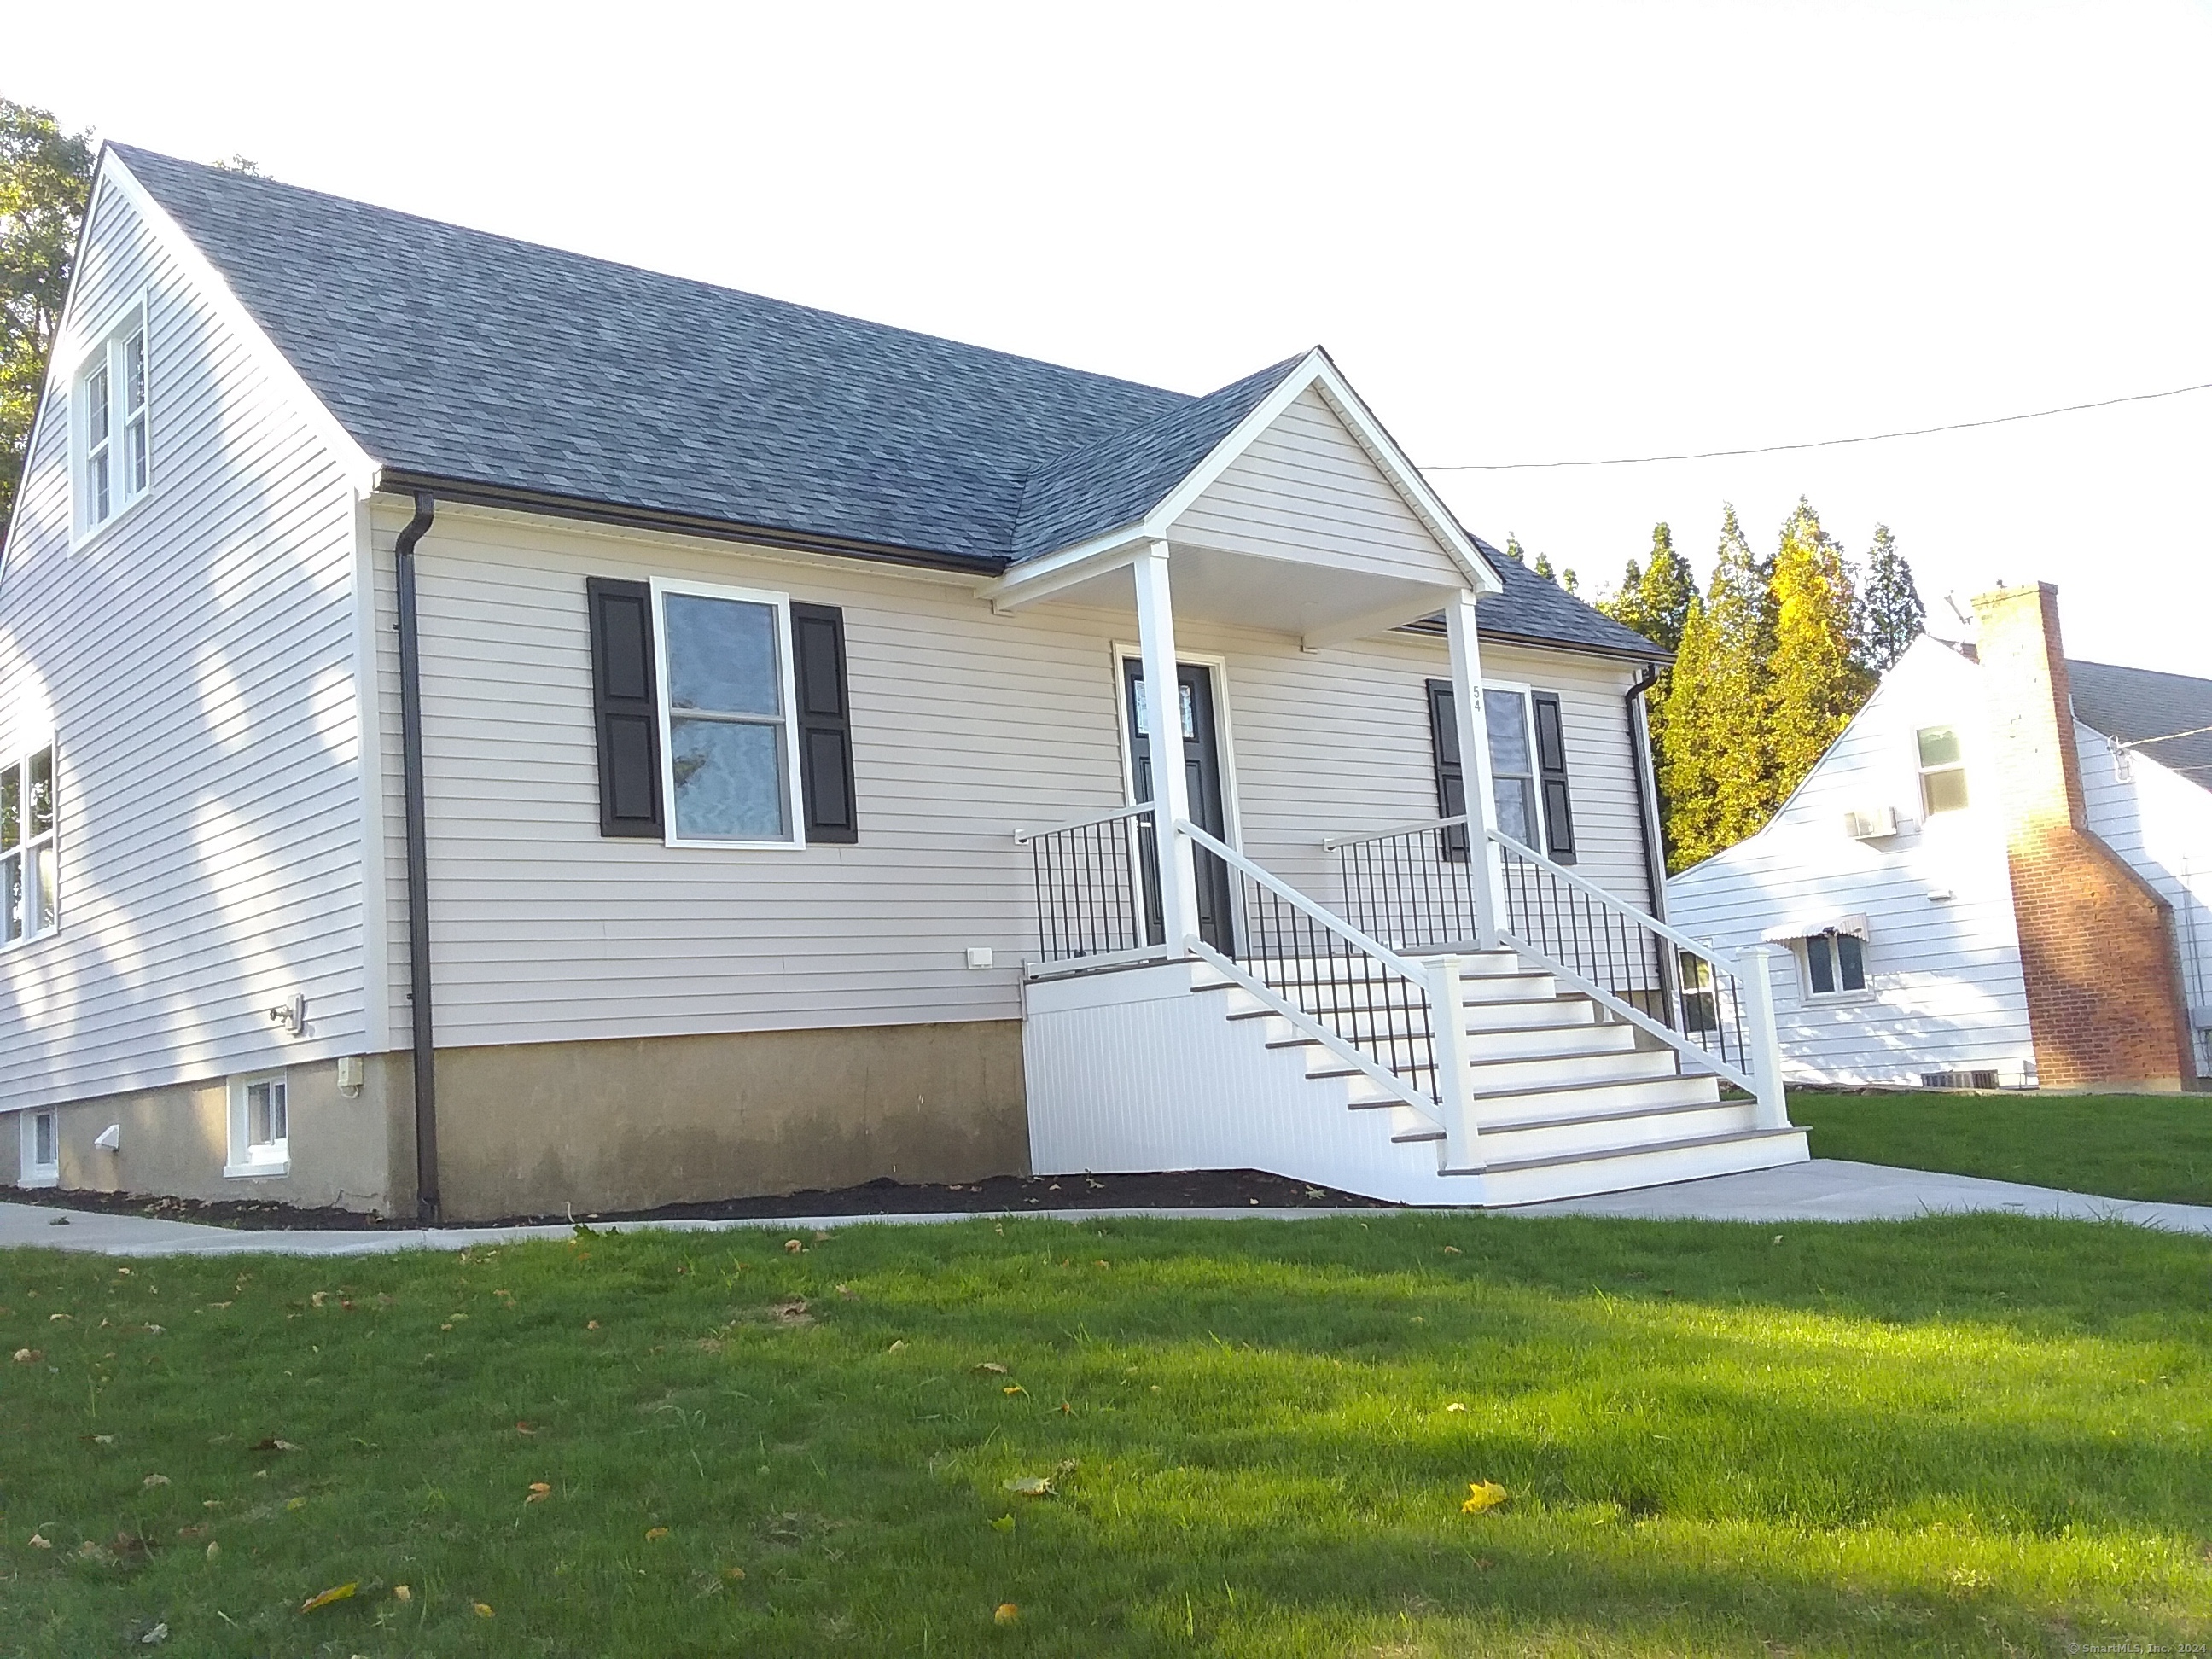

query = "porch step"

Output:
[[1466, 1127, 1812, 1208], [1392, 1094, 1756, 1156]]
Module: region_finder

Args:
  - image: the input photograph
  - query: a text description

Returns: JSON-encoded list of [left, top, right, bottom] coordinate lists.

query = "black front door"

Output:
[[1124, 658, 1236, 954]]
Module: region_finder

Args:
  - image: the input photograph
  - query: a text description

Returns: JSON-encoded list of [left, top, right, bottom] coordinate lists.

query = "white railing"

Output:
[[1176, 820, 1475, 1167], [1325, 814, 1788, 1128]]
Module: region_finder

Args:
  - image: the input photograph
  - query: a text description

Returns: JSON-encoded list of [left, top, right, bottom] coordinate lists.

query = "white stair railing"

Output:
[[1324, 814, 1789, 1129], [1176, 819, 1477, 1167]]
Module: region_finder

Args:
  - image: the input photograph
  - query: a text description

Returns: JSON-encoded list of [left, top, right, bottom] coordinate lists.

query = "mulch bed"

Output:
[[5, 1168, 1394, 1231]]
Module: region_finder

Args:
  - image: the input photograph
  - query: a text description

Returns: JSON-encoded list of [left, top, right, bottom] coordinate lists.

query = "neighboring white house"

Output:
[[1, 145, 1808, 1220], [1668, 590, 2210, 1091]]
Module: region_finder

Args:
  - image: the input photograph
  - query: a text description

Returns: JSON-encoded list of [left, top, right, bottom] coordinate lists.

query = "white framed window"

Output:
[[72, 300, 154, 540], [19, 1110, 60, 1188], [651, 578, 806, 848], [2, 742, 58, 948], [1801, 929, 1868, 998], [1482, 684, 1543, 850], [225, 1072, 289, 1178], [1917, 725, 1969, 816]]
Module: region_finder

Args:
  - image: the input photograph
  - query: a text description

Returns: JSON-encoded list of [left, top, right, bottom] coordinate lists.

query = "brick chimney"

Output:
[[1971, 582, 2196, 1091]]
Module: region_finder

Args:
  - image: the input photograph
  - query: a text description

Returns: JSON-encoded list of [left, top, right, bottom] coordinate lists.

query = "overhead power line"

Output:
[[1424, 379, 2212, 472]]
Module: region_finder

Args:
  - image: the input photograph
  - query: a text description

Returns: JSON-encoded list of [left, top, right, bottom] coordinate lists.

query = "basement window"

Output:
[[73, 303, 153, 539], [225, 1073, 289, 1178], [20, 1109, 59, 1187], [2, 742, 58, 947], [1916, 725, 1969, 816]]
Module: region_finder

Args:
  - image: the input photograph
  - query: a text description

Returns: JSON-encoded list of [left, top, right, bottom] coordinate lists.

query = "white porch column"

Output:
[[1444, 590, 1505, 947], [1132, 541, 1202, 952]]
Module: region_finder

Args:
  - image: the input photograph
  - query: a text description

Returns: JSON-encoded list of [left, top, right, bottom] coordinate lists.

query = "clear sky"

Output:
[[12, 0, 2209, 673]]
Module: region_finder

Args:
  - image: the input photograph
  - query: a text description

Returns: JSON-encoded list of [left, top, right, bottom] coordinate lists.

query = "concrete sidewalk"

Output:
[[3, 1159, 2209, 1257]]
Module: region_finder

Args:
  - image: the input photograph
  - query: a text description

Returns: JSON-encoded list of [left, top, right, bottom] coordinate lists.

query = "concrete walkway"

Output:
[[3, 1160, 2209, 1257]]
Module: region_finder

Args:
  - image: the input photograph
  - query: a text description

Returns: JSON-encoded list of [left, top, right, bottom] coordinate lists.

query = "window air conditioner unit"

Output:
[[1843, 806, 1899, 841]]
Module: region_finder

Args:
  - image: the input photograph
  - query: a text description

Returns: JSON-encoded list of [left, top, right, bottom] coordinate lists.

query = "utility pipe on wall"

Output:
[[393, 492, 440, 1222]]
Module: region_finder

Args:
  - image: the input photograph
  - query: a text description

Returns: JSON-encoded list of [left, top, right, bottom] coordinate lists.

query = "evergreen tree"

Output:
[[1659, 505, 1775, 867], [1856, 524, 1924, 672], [1767, 498, 1872, 796]]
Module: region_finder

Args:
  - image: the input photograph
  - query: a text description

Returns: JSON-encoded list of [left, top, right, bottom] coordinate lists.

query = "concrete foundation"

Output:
[[3, 1020, 1028, 1223]]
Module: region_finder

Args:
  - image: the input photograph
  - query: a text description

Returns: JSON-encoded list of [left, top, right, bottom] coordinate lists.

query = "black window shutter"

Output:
[[791, 602, 859, 844], [1532, 690, 1577, 864], [1423, 678, 1470, 862], [585, 577, 664, 838]]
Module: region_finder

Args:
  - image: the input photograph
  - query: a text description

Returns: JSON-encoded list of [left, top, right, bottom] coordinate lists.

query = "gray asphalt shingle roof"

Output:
[[2069, 659, 2212, 792], [113, 144, 1666, 659]]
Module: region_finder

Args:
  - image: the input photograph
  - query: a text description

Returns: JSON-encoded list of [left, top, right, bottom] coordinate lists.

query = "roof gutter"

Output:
[[374, 470, 1009, 580], [392, 492, 441, 1223]]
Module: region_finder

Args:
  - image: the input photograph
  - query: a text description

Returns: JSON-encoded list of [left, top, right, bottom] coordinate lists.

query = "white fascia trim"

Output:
[[1142, 349, 1503, 597], [981, 528, 1149, 613], [98, 150, 380, 497]]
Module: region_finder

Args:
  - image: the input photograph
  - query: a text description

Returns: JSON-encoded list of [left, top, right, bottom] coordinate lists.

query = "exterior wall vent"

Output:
[[1843, 806, 1899, 841], [1919, 1069, 2000, 1090]]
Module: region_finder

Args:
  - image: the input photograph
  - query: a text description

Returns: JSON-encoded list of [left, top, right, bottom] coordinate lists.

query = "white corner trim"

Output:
[[97, 150, 381, 495]]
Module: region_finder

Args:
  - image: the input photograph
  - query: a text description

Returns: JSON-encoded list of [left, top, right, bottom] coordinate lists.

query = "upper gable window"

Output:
[[1916, 725, 1969, 816], [73, 305, 152, 538]]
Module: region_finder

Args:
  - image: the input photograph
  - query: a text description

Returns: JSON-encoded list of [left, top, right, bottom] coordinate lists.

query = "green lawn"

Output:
[[3, 1214, 2208, 1656], [1790, 1088, 2212, 1205]]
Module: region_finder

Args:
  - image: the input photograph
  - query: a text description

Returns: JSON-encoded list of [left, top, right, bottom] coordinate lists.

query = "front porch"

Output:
[[991, 527, 1807, 1207]]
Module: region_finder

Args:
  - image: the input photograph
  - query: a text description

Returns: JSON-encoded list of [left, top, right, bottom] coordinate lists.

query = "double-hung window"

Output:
[[655, 580, 806, 847], [1485, 690, 1540, 847], [1917, 725, 1969, 816], [226, 1073, 288, 1177], [1802, 929, 1867, 997], [2, 743, 57, 946], [73, 305, 152, 538]]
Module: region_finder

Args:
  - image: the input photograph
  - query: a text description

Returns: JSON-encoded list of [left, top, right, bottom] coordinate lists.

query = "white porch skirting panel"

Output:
[[1022, 962, 1462, 1207]]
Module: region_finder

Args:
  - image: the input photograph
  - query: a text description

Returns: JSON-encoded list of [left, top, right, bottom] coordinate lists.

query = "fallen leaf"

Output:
[[202, 1500, 222, 1510], [92, 1434, 116, 1445], [772, 1298, 811, 1325], [975, 1361, 1009, 1376], [27, 1533, 51, 1549], [285, 1497, 307, 1511], [586, 1320, 599, 1330], [310, 1292, 328, 1307], [645, 1527, 670, 1542], [300, 1581, 358, 1614], [143, 1474, 171, 1487], [783, 1240, 803, 1254], [515, 1421, 537, 1435], [1002, 1385, 1025, 1396], [526, 1482, 552, 1504], [1447, 1402, 1468, 1413], [49, 1311, 72, 1322], [1093, 1260, 1109, 1268], [989, 1514, 1015, 1533], [1442, 1245, 1463, 1254], [1058, 1401, 1074, 1415], [251, 1438, 300, 1452], [1004, 1476, 1054, 1497], [138, 1622, 168, 1644], [143, 1324, 165, 1336], [835, 1284, 857, 1299], [206, 1541, 220, 1561], [721, 1566, 746, 1580], [995, 1603, 1021, 1626], [392, 1585, 411, 1603], [12, 1348, 41, 1364], [177, 1524, 207, 1540], [886, 1340, 906, 1353], [1461, 1481, 1511, 1515], [474, 1602, 494, 1618], [812, 1231, 832, 1242]]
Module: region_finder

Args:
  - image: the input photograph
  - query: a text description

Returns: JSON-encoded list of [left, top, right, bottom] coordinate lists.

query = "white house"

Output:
[[1668, 584, 2209, 1092], [1, 146, 1807, 1220]]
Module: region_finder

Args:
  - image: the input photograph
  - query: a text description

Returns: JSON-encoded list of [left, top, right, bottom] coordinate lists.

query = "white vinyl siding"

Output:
[[1171, 387, 1465, 588], [364, 504, 1658, 1051], [1667, 638, 2036, 1087], [0, 175, 366, 1115]]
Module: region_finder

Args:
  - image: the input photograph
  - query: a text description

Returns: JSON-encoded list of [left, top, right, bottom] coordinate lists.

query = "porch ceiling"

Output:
[[1021, 542, 1457, 645]]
